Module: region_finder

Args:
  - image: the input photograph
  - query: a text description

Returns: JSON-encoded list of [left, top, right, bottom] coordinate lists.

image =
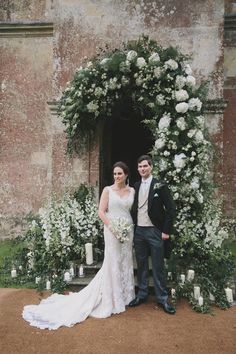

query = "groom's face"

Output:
[[137, 160, 153, 180]]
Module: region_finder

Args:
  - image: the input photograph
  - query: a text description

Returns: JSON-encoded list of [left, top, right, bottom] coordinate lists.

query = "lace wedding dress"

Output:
[[22, 187, 135, 330]]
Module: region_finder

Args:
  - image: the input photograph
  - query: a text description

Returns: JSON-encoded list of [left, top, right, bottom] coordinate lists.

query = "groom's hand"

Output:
[[162, 233, 169, 240]]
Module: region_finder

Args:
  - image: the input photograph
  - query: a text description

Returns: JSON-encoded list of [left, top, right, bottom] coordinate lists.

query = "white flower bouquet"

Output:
[[109, 217, 133, 243]]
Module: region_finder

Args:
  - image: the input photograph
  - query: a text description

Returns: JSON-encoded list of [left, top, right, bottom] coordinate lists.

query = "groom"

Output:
[[129, 155, 176, 314]]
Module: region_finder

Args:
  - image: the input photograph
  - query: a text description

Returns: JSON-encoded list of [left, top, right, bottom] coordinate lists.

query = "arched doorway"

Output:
[[100, 109, 154, 191]]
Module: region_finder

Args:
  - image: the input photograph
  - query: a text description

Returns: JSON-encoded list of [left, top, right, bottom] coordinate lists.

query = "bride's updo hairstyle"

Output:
[[112, 161, 130, 185]]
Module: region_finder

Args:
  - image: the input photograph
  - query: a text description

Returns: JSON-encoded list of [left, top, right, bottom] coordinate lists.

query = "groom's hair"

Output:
[[137, 155, 153, 166]]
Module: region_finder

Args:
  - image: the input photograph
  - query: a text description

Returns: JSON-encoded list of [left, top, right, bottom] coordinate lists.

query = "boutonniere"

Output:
[[154, 193, 159, 198], [153, 182, 164, 190]]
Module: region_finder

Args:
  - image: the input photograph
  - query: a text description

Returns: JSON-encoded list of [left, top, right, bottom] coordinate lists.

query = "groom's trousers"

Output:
[[134, 226, 168, 304]]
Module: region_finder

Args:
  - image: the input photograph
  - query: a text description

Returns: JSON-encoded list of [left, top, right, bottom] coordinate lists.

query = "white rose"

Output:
[[186, 75, 196, 87], [155, 138, 165, 149], [175, 89, 189, 102], [173, 153, 187, 169], [136, 57, 147, 68], [149, 52, 160, 63], [127, 50, 138, 61], [175, 102, 189, 113]]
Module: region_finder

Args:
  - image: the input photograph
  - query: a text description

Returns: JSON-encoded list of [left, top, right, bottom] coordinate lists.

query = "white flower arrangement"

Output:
[[109, 217, 133, 243]]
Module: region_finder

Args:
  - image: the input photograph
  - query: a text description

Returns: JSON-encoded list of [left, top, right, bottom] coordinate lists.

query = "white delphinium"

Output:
[[164, 59, 178, 70], [176, 117, 187, 130], [159, 159, 168, 171], [136, 57, 146, 68], [175, 102, 189, 113], [188, 97, 202, 111], [173, 153, 187, 169], [175, 89, 189, 102], [149, 52, 160, 63]]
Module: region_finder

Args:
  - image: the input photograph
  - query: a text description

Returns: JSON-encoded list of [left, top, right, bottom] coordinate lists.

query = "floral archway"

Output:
[[58, 36, 234, 311]]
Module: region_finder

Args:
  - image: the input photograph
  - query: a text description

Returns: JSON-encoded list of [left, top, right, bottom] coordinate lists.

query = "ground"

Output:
[[0, 288, 235, 354]]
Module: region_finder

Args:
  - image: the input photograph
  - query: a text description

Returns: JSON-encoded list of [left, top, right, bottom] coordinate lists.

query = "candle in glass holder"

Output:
[[79, 264, 85, 277], [171, 288, 176, 297], [180, 274, 185, 284], [69, 266, 75, 278], [225, 287, 233, 303], [194, 286, 200, 300], [35, 276, 41, 284], [187, 269, 195, 282], [85, 243, 93, 265], [11, 269, 17, 278], [46, 280, 51, 290], [198, 296, 203, 306], [64, 271, 71, 282], [209, 293, 215, 302]]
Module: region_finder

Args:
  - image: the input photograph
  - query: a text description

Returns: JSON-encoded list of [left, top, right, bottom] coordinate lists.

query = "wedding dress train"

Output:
[[22, 187, 135, 330]]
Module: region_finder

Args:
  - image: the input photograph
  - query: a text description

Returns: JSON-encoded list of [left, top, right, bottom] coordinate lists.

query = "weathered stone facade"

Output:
[[0, 0, 235, 239]]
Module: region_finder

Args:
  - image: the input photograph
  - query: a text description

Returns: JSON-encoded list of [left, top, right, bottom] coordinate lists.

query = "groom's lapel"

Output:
[[148, 177, 156, 210]]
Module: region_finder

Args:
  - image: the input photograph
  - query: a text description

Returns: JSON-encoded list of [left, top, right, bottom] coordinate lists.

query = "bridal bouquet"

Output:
[[109, 217, 133, 243]]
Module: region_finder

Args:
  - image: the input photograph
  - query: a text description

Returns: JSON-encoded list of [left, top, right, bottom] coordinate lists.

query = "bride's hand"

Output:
[[162, 233, 169, 240]]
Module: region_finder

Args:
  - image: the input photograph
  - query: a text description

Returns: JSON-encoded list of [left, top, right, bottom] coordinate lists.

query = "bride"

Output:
[[22, 161, 135, 330]]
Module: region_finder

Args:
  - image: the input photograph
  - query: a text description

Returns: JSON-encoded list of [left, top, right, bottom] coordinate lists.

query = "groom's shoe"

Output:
[[128, 297, 147, 307], [157, 302, 176, 315]]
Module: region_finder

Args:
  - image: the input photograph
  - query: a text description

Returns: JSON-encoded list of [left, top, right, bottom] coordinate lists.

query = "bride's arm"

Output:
[[98, 187, 110, 226]]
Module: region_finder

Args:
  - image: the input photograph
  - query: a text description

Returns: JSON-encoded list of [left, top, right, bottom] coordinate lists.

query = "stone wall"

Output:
[[0, 0, 230, 238]]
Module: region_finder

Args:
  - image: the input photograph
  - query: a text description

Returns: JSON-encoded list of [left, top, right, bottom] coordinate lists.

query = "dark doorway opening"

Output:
[[100, 110, 154, 191]]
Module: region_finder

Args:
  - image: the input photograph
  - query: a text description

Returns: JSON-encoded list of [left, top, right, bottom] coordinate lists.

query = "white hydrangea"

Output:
[[164, 59, 178, 70], [190, 177, 200, 190], [175, 75, 186, 89], [158, 114, 171, 130], [156, 94, 166, 105], [126, 50, 138, 61], [176, 117, 187, 130], [188, 97, 202, 111], [136, 57, 147, 68], [173, 153, 187, 169], [186, 75, 196, 87], [154, 67, 162, 78], [175, 102, 189, 113], [175, 89, 189, 102], [149, 52, 160, 63]]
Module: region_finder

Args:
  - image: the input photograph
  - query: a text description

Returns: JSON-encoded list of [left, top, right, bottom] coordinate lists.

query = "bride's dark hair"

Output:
[[112, 161, 130, 184]]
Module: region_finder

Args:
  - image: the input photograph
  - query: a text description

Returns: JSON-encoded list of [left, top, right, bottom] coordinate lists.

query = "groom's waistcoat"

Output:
[[137, 186, 154, 227]]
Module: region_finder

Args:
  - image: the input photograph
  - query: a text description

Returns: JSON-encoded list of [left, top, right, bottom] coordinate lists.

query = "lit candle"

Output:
[[46, 280, 51, 290], [171, 288, 176, 297], [180, 274, 185, 284], [11, 269, 17, 278], [35, 276, 41, 284], [85, 243, 93, 265], [225, 287, 233, 303], [187, 269, 195, 282], [79, 264, 84, 277], [198, 296, 203, 306], [194, 286, 200, 300], [64, 271, 71, 282]]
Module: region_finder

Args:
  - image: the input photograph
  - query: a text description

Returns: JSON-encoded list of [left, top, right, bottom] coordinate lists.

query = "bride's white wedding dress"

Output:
[[22, 187, 135, 330]]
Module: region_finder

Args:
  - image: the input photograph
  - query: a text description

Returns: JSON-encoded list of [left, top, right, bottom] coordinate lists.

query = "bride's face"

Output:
[[113, 167, 127, 185]]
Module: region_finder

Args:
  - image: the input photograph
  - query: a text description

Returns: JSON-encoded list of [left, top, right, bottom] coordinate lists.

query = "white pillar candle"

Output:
[[11, 269, 17, 278], [85, 243, 93, 265], [180, 274, 185, 284], [171, 288, 176, 297], [64, 271, 71, 282], [79, 264, 84, 277], [225, 287, 233, 303], [209, 293, 215, 302], [46, 280, 51, 290], [194, 286, 200, 300], [198, 296, 203, 306], [69, 266, 75, 278], [187, 269, 195, 282], [35, 276, 41, 284]]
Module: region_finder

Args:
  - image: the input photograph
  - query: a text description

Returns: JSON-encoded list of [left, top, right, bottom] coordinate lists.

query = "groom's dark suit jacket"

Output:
[[131, 177, 176, 258]]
